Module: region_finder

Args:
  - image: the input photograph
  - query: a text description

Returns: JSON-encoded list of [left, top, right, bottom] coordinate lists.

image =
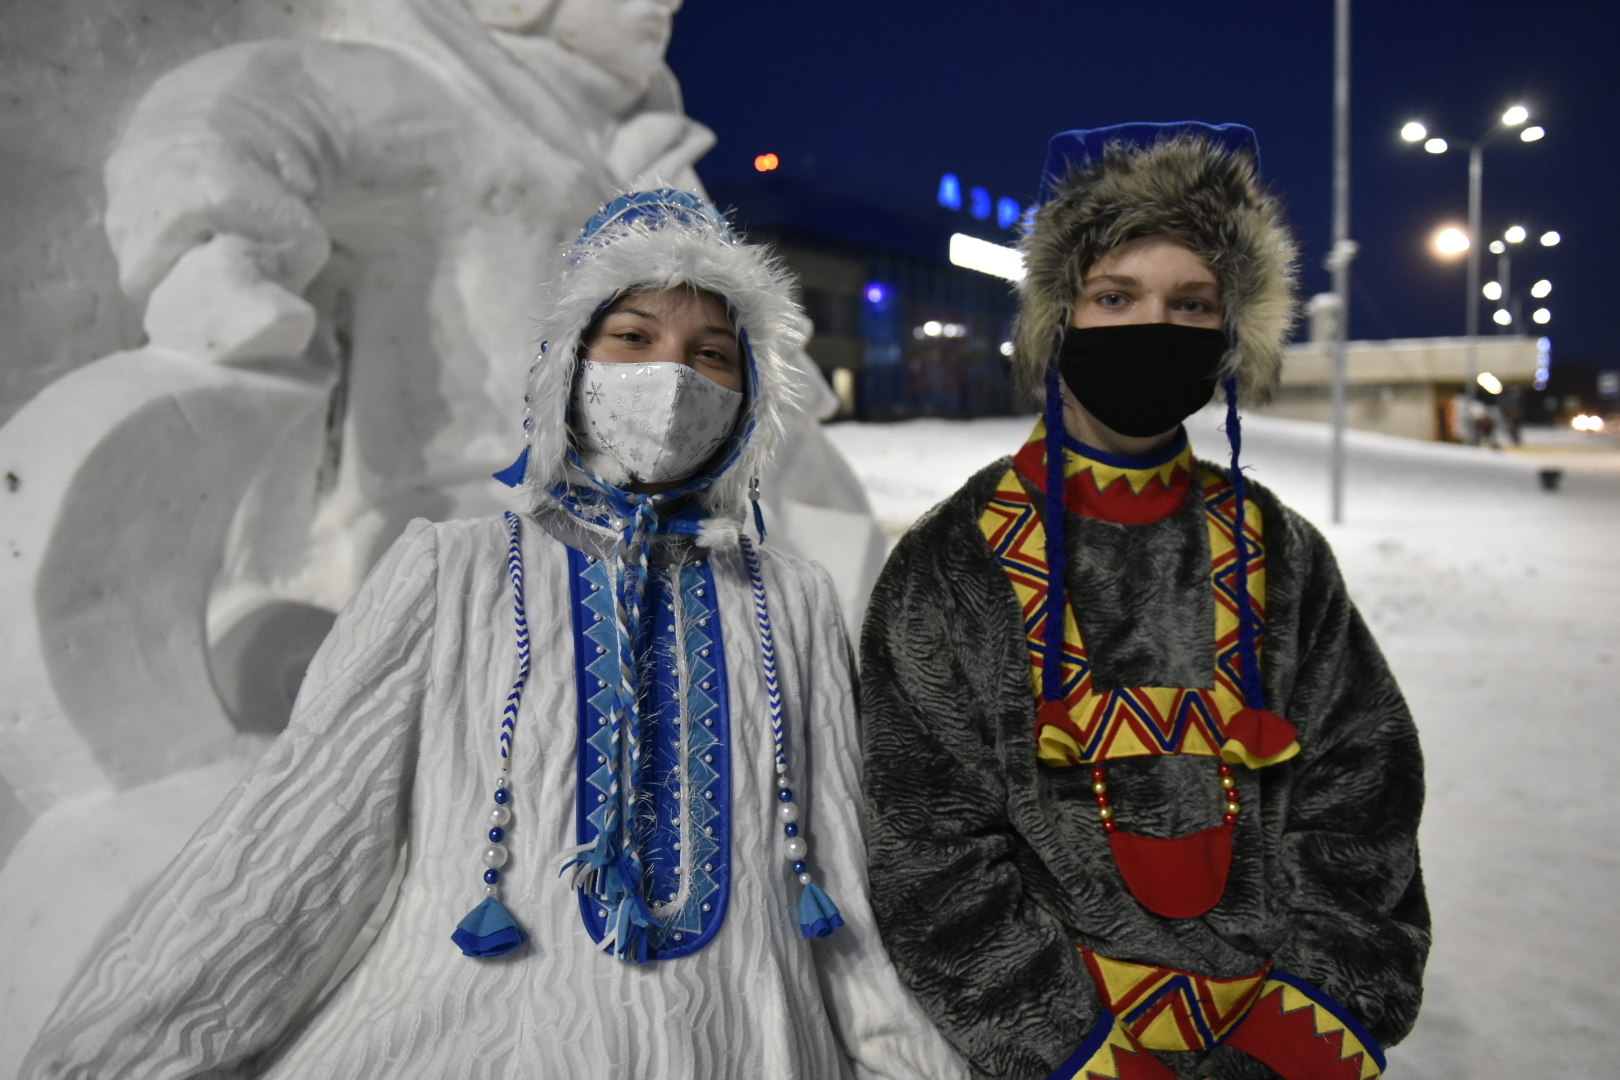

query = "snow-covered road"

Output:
[[825, 410, 1620, 1079]]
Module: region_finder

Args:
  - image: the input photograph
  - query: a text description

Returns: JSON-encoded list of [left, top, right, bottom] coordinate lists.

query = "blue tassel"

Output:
[[492, 445, 530, 487], [798, 882, 844, 939], [451, 896, 526, 958], [1041, 362, 1068, 706], [1222, 376, 1267, 711], [752, 498, 768, 541]]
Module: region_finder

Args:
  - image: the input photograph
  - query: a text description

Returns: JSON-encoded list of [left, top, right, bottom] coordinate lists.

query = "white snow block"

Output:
[[142, 234, 319, 364], [0, 346, 329, 808]]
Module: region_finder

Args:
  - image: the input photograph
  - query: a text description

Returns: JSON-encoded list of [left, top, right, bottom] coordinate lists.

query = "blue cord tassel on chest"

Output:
[[452, 511, 531, 958]]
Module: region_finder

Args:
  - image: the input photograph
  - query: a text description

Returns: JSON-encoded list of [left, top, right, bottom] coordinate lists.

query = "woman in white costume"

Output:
[[22, 191, 966, 1080]]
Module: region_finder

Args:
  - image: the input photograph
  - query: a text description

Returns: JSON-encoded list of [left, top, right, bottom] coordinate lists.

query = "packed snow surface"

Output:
[[825, 408, 1620, 1080]]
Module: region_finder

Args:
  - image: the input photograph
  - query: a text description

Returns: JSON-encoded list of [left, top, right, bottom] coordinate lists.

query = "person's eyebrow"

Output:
[[699, 324, 737, 338], [1083, 273, 1140, 287], [610, 306, 658, 321]]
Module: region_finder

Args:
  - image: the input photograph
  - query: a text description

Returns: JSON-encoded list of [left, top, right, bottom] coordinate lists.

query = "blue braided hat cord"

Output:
[[1041, 363, 1069, 704], [557, 491, 669, 963], [1223, 377, 1267, 711]]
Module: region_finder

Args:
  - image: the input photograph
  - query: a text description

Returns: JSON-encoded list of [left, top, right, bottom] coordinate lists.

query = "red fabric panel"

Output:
[[1223, 707, 1299, 761], [1106, 824, 1232, 918]]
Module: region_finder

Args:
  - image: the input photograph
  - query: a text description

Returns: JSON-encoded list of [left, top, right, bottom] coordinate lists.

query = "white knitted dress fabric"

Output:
[[22, 516, 967, 1080]]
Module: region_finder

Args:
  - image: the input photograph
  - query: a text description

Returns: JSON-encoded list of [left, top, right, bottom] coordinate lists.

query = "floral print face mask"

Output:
[[571, 359, 744, 485]]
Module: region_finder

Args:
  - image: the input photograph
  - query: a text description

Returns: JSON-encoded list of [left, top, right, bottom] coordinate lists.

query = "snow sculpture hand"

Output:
[[605, 111, 717, 190], [142, 233, 318, 364]]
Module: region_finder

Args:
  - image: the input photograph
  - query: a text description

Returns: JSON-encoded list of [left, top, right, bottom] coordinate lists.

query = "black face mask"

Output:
[[1057, 323, 1229, 439]]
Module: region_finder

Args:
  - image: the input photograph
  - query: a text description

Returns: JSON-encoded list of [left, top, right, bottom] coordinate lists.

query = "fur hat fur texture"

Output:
[[520, 191, 805, 524], [1013, 131, 1300, 405]]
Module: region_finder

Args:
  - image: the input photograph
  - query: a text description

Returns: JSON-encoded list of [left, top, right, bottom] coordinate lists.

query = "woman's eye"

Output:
[[1098, 292, 1127, 308], [614, 330, 647, 344], [1177, 299, 1212, 314]]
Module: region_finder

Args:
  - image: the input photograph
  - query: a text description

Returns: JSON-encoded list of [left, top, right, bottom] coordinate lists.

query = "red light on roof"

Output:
[[754, 153, 780, 172]]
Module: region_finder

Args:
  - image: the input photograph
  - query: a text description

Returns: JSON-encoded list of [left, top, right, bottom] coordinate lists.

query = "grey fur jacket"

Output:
[[860, 455, 1429, 1080]]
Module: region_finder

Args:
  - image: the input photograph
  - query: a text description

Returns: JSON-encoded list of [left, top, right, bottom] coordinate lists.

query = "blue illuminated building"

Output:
[[996, 197, 1021, 230], [708, 169, 1021, 419]]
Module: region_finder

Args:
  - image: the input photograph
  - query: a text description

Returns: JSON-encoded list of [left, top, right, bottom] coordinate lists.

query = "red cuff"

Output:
[[1223, 971, 1385, 1080]]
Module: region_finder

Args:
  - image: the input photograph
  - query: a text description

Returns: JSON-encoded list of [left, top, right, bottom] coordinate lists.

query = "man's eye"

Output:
[[1099, 293, 1127, 307]]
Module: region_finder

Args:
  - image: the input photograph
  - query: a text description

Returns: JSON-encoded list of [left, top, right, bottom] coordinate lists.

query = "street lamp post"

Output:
[[1328, 0, 1353, 524], [1402, 107, 1543, 443], [1464, 141, 1483, 422]]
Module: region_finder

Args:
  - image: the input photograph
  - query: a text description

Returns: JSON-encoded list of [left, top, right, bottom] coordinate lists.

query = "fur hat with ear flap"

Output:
[[1012, 123, 1300, 405], [512, 189, 805, 529]]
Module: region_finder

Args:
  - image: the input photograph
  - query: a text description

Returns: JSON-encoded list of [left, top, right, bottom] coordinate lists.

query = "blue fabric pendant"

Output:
[[492, 445, 530, 488], [452, 896, 527, 958], [798, 882, 844, 939]]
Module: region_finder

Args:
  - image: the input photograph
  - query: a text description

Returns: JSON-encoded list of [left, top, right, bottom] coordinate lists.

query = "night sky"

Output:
[[669, 0, 1619, 372]]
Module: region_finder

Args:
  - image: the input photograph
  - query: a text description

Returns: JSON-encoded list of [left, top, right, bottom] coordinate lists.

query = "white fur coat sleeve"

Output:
[[20, 520, 440, 1079], [761, 552, 970, 1080]]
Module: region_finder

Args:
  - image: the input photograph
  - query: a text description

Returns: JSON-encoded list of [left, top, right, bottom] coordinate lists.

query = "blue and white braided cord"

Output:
[[739, 534, 843, 939], [739, 535, 787, 773], [501, 511, 531, 762]]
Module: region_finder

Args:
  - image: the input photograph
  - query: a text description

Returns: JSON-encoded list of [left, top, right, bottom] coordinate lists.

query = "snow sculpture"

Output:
[[0, 0, 887, 1065]]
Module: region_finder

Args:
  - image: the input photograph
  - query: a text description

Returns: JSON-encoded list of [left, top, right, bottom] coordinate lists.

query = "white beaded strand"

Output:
[[480, 511, 530, 898]]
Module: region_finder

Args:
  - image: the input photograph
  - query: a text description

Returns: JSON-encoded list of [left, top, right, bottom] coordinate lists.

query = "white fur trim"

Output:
[[520, 202, 804, 523], [694, 517, 741, 550]]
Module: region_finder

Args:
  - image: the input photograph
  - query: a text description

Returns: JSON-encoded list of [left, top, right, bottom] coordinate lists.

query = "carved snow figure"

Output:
[[0, 0, 887, 1064]]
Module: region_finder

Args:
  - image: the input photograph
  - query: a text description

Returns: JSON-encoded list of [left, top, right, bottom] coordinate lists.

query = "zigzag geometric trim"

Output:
[[1080, 947, 1271, 1052], [1045, 1009, 1176, 1080], [1224, 971, 1386, 1080], [979, 463, 1269, 767]]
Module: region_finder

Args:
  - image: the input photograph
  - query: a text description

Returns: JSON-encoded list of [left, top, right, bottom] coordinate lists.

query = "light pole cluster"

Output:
[[1401, 104, 1546, 443], [1483, 227, 1558, 331]]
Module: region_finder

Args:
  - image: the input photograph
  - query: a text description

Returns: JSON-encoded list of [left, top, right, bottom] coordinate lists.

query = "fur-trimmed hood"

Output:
[[518, 190, 805, 526], [1013, 127, 1300, 404]]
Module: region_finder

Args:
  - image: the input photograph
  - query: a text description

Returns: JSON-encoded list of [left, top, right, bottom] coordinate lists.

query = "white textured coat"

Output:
[[22, 515, 965, 1079]]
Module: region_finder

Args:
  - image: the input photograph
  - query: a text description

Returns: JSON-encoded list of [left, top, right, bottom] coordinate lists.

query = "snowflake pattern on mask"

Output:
[[572, 359, 744, 484]]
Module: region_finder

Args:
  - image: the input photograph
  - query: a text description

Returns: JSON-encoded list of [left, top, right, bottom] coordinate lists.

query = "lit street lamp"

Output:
[[1401, 105, 1544, 442], [1483, 227, 1558, 331]]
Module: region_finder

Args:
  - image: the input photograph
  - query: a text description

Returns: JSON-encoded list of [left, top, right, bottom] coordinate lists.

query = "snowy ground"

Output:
[[825, 409, 1620, 1080]]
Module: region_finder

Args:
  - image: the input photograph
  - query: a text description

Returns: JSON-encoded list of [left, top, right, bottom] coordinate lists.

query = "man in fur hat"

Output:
[[861, 124, 1429, 1080]]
